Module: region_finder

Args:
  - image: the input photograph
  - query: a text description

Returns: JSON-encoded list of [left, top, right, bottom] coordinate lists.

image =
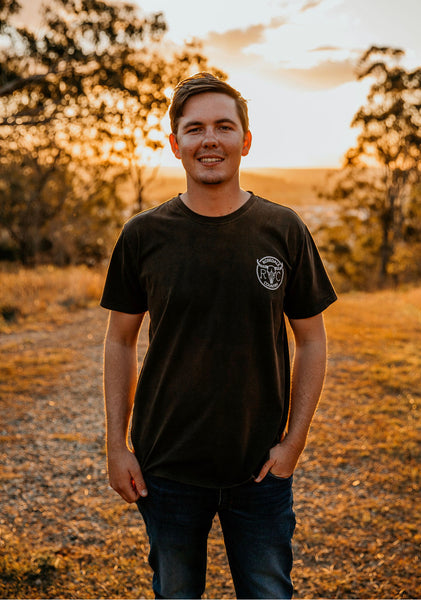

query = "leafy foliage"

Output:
[[0, 0, 223, 264], [320, 47, 421, 290]]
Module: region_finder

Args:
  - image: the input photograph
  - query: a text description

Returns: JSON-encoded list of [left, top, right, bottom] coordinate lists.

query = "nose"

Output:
[[202, 127, 218, 147]]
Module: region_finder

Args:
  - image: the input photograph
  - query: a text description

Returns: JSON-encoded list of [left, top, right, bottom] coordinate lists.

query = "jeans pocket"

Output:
[[267, 471, 293, 481]]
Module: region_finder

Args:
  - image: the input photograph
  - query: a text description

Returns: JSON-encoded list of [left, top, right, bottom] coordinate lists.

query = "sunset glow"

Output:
[[137, 0, 421, 168], [18, 0, 421, 168]]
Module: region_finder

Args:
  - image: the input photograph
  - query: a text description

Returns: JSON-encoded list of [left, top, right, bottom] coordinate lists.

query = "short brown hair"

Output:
[[169, 72, 249, 135]]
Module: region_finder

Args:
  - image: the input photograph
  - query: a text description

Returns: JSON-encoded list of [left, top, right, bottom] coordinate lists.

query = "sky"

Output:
[[17, 0, 421, 168]]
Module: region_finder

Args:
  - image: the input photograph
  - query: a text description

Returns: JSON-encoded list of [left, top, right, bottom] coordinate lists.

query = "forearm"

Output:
[[255, 314, 328, 482], [102, 311, 146, 501], [104, 338, 138, 452], [287, 335, 327, 451]]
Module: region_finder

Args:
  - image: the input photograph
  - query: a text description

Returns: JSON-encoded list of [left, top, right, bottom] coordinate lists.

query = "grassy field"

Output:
[[0, 169, 420, 598], [0, 265, 105, 333], [143, 167, 338, 229], [143, 166, 336, 208], [0, 265, 419, 598]]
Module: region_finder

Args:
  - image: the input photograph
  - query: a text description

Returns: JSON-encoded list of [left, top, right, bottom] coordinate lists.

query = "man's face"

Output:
[[169, 92, 251, 187]]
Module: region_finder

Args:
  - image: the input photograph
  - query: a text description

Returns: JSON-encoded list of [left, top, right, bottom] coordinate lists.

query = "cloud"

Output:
[[310, 45, 343, 52], [277, 57, 357, 89], [205, 17, 287, 55], [300, 0, 325, 12], [202, 15, 358, 91]]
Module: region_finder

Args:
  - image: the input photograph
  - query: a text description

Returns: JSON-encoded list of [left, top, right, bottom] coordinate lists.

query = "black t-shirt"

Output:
[[101, 194, 337, 487]]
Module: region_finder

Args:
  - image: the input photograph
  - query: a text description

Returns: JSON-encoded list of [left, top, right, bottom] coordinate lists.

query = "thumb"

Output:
[[131, 466, 148, 498], [255, 459, 275, 483]]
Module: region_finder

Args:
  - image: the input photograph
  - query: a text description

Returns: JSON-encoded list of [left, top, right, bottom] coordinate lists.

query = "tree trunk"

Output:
[[379, 188, 395, 286]]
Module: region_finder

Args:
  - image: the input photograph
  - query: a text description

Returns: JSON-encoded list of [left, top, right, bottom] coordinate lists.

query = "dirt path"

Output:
[[1, 298, 420, 598], [1, 308, 111, 536], [0, 308, 234, 598]]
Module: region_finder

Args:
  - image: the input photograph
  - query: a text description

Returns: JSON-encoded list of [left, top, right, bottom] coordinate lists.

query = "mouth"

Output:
[[198, 156, 224, 165]]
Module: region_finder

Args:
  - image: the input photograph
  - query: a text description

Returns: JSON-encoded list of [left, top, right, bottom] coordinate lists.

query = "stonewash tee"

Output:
[[101, 193, 337, 488]]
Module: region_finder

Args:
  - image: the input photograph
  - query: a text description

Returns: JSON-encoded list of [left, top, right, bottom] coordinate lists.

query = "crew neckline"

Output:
[[173, 192, 257, 225]]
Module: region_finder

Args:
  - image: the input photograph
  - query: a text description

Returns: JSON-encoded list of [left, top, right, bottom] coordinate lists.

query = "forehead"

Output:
[[179, 92, 240, 125]]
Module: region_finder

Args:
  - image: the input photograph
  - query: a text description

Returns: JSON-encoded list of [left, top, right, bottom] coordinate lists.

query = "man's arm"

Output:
[[104, 309, 148, 502], [256, 312, 327, 481]]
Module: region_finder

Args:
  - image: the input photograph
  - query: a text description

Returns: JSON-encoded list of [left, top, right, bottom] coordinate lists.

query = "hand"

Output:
[[255, 436, 303, 483], [107, 447, 148, 503]]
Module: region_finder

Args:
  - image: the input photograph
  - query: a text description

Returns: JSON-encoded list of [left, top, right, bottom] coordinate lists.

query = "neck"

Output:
[[180, 177, 250, 217]]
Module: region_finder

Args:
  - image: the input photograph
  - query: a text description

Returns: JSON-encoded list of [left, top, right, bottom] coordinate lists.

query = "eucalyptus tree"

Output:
[[321, 46, 421, 288], [0, 0, 223, 263]]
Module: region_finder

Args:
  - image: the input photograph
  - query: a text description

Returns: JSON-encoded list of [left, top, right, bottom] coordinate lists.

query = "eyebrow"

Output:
[[181, 118, 238, 131]]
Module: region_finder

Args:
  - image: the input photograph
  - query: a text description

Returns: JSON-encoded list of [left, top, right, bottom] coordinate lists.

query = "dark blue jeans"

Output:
[[136, 473, 296, 599]]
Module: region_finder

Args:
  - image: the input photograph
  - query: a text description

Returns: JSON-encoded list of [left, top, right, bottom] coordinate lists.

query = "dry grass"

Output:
[[144, 166, 336, 211], [294, 287, 421, 598], [0, 264, 105, 333], [0, 257, 420, 595], [0, 273, 419, 598]]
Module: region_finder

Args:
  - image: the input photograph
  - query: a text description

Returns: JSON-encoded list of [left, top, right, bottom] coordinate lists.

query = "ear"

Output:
[[169, 133, 181, 159], [241, 131, 252, 157]]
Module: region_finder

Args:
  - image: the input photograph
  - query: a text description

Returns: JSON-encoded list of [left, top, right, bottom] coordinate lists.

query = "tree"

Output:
[[0, 131, 129, 264], [0, 131, 70, 264], [320, 47, 421, 289], [0, 0, 224, 264]]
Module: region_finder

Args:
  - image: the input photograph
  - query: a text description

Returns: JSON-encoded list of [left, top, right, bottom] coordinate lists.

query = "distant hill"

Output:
[[144, 167, 339, 230]]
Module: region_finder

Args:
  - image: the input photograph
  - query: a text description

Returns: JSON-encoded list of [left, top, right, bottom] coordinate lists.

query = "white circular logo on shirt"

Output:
[[256, 256, 284, 290]]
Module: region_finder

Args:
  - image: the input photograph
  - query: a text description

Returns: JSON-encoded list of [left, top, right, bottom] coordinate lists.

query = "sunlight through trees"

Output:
[[0, 0, 223, 264]]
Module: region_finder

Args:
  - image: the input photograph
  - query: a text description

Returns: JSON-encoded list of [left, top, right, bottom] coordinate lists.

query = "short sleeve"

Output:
[[100, 228, 148, 314], [284, 224, 337, 319]]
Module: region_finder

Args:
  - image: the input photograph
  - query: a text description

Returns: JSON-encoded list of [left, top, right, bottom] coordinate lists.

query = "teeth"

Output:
[[199, 157, 222, 163]]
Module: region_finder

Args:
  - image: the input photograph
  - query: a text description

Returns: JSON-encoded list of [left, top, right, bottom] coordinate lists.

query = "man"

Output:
[[101, 72, 337, 599]]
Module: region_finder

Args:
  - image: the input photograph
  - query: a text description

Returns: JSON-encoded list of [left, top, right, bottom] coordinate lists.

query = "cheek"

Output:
[[178, 139, 198, 156]]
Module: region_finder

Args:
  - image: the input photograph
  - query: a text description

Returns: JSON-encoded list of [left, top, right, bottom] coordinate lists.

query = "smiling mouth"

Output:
[[198, 157, 224, 164]]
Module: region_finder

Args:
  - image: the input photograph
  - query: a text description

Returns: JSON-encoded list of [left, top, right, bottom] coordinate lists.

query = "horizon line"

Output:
[[147, 165, 342, 172]]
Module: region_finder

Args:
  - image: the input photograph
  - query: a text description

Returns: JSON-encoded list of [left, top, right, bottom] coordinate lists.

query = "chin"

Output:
[[201, 179, 224, 185], [197, 173, 226, 185]]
